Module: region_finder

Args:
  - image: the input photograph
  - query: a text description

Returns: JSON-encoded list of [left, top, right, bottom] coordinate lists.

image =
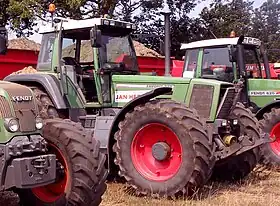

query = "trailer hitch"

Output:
[[215, 132, 271, 160]]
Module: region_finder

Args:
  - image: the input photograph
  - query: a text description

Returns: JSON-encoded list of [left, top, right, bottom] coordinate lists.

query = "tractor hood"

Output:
[[0, 81, 40, 143], [112, 74, 233, 107], [248, 78, 280, 108]]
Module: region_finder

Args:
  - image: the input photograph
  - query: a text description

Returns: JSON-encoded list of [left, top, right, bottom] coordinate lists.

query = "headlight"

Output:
[[222, 120, 227, 126], [35, 117, 43, 130], [5, 118, 19, 132]]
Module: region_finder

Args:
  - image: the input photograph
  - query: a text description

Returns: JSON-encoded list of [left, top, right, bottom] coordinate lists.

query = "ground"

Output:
[[101, 168, 280, 206], [2, 167, 280, 206]]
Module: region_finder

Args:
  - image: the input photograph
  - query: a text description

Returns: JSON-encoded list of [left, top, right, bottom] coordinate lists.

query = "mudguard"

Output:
[[4, 73, 67, 109], [255, 100, 280, 119], [107, 87, 172, 168]]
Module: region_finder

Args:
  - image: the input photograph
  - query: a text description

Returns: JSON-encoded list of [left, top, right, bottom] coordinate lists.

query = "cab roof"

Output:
[[39, 17, 136, 34], [180, 37, 261, 50]]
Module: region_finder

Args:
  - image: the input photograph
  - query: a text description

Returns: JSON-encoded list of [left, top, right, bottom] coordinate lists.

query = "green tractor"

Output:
[[4, 17, 269, 198], [178, 35, 280, 167], [0, 27, 108, 206]]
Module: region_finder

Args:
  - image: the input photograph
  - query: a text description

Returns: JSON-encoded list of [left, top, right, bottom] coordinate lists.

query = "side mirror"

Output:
[[229, 46, 237, 62], [90, 26, 102, 48], [0, 27, 8, 55]]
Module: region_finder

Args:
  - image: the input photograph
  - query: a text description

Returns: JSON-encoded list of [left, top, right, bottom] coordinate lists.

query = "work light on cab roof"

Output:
[[49, 3, 56, 13], [230, 30, 236, 38]]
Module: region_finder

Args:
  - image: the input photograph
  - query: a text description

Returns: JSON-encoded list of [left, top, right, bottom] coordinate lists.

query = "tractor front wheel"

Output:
[[259, 108, 280, 167], [113, 100, 215, 198], [17, 119, 108, 206]]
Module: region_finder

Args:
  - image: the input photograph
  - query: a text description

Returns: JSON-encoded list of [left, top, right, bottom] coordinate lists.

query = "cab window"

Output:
[[202, 46, 234, 82], [183, 49, 199, 78]]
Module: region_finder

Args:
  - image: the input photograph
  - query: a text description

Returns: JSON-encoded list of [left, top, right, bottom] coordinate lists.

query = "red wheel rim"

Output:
[[31, 143, 69, 203], [270, 122, 280, 156], [131, 123, 182, 182]]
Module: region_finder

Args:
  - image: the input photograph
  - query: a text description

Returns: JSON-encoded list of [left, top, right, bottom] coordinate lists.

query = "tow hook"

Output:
[[262, 132, 275, 143]]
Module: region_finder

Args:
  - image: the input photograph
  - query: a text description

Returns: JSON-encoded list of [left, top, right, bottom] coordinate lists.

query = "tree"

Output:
[[256, 0, 280, 62], [1, 0, 121, 37], [200, 0, 254, 38], [121, 0, 204, 57]]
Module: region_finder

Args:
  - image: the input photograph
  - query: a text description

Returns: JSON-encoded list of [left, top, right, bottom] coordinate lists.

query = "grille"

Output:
[[0, 82, 37, 132], [217, 87, 236, 119], [0, 96, 12, 118], [189, 84, 214, 119]]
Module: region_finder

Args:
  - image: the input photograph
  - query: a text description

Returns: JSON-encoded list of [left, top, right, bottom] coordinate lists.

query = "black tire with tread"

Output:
[[113, 99, 216, 198], [212, 102, 260, 181], [32, 87, 60, 119], [259, 108, 280, 166], [17, 119, 108, 206]]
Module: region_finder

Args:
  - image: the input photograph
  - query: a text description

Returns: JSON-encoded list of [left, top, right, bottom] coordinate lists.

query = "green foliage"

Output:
[[1, 0, 41, 36], [2, 0, 280, 62], [200, 0, 254, 38], [254, 0, 280, 62]]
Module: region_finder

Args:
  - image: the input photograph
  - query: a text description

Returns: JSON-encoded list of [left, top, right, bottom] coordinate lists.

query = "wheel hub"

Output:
[[131, 123, 183, 181], [152, 142, 171, 161]]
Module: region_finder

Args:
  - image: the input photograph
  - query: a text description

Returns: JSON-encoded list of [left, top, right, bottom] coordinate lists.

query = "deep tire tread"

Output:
[[17, 88, 107, 206], [259, 108, 280, 167], [113, 99, 215, 197], [212, 102, 260, 181]]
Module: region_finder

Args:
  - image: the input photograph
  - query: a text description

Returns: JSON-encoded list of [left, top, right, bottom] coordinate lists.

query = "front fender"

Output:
[[107, 87, 172, 169], [255, 100, 280, 119], [4, 74, 67, 109]]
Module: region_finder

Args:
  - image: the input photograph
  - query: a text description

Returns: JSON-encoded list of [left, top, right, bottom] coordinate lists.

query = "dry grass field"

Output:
[[2, 167, 280, 206], [101, 168, 280, 206]]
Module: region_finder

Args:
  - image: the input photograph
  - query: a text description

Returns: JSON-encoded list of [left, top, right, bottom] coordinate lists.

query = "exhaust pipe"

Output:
[[0, 27, 8, 55], [161, 1, 171, 76]]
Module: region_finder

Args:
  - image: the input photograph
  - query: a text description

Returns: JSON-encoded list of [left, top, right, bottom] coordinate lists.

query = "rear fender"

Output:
[[107, 87, 172, 170], [4, 74, 67, 109]]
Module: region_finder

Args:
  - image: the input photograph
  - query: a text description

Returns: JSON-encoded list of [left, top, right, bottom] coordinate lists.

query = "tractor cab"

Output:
[[180, 36, 280, 110], [37, 17, 138, 104], [180, 36, 271, 82], [0, 27, 8, 55]]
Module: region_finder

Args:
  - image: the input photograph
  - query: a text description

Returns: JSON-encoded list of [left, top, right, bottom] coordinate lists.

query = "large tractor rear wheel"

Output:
[[113, 99, 215, 198], [259, 108, 280, 167], [17, 119, 108, 206], [212, 103, 260, 181]]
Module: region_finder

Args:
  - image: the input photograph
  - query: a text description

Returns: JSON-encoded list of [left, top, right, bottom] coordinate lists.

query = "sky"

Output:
[[9, 0, 264, 44]]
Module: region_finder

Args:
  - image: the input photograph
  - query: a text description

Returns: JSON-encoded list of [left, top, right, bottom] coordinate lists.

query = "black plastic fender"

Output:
[[107, 87, 172, 170], [255, 100, 280, 119], [4, 73, 67, 109]]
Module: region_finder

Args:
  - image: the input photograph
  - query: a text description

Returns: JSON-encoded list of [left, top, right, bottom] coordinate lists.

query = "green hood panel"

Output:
[[112, 75, 233, 109], [248, 79, 280, 107], [112, 75, 191, 84]]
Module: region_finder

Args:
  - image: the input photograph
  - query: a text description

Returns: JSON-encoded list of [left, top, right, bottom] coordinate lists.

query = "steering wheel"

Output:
[[62, 57, 83, 74]]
